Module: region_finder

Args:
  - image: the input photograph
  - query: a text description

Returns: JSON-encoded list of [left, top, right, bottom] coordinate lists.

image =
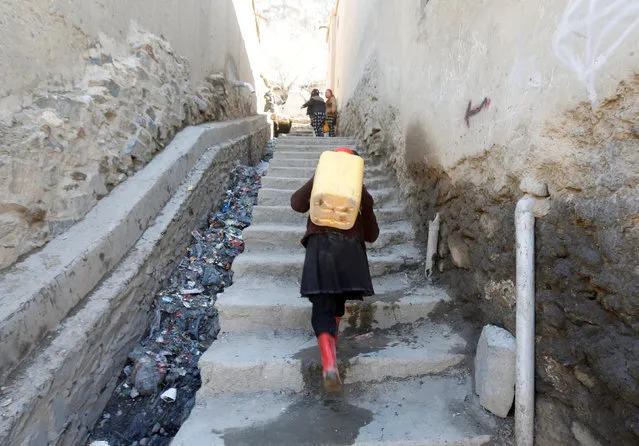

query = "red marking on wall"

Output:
[[465, 97, 491, 128]]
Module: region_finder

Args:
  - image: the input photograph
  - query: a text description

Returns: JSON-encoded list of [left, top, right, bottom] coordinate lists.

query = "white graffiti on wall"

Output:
[[552, 0, 639, 107]]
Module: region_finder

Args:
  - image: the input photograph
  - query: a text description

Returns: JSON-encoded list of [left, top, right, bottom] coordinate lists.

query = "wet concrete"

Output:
[[223, 393, 373, 446]]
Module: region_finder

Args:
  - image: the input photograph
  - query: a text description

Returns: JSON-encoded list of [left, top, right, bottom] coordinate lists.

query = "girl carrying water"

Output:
[[290, 147, 379, 392]]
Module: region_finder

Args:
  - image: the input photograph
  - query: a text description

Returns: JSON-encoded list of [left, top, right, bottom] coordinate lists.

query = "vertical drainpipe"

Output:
[[515, 195, 536, 446], [515, 183, 551, 446]]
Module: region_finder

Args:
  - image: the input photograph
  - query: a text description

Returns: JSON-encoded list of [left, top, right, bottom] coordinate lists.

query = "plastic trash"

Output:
[[255, 161, 269, 176], [160, 388, 177, 403], [94, 162, 267, 441], [179, 288, 204, 295]]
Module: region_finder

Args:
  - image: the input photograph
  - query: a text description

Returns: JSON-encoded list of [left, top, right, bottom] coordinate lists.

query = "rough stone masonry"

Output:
[[0, 24, 255, 271], [338, 56, 639, 445]]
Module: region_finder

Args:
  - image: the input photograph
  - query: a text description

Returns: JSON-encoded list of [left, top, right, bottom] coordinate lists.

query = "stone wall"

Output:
[[329, 1, 639, 444], [0, 0, 254, 97], [0, 122, 269, 446], [0, 1, 258, 271]]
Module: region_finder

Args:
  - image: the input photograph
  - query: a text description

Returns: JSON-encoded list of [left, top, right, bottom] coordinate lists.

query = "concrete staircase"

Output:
[[172, 136, 504, 445], [288, 119, 315, 136]]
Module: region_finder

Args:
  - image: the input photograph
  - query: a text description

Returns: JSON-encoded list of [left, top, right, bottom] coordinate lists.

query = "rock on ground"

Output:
[[474, 324, 516, 418]]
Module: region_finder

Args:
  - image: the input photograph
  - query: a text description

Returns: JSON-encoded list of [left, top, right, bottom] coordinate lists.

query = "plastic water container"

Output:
[[310, 151, 364, 230]]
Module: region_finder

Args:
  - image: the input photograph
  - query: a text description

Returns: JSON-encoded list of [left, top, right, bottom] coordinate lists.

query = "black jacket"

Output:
[[302, 97, 326, 115]]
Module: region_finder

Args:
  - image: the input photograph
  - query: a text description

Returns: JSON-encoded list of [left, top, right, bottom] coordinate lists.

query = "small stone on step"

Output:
[[152, 422, 161, 434]]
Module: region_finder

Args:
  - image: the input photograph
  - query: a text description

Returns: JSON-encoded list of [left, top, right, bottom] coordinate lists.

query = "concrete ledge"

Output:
[[0, 116, 266, 384], [0, 119, 269, 445]]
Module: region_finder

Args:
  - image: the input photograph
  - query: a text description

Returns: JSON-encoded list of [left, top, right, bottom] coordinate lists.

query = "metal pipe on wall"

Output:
[[515, 195, 536, 446]]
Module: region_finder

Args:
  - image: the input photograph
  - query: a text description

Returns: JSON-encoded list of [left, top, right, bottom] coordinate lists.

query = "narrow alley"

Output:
[[169, 134, 512, 445], [0, 1, 637, 446]]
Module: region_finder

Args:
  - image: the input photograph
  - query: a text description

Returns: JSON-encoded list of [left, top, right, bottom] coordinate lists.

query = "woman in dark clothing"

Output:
[[301, 89, 326, 137], [290, 147, 380, 393]]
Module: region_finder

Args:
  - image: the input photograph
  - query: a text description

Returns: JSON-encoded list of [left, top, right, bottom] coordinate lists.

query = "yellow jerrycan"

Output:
[[310, 150, 364, 230]]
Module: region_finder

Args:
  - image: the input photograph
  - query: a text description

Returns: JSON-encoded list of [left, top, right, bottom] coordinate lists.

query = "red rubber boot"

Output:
[[317, 332, 342, 393]]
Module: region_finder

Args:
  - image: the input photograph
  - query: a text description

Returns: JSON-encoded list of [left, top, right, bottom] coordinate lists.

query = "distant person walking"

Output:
[[301, 89, 326, 137], [325, 89, 337, 137]]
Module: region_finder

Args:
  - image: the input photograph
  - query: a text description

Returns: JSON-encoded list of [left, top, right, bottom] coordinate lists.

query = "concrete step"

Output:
[[231, 248, 420, 280], [270, 156, 373, 168], [268, 157, 372, 169], [268, 158, 319, 168], [251, 205, 406, 225], [285, 131, 315, 136], [257, 187, 398, 207], [273, 146, 353, 159], [171, 375, 498, 446], [271, 150, 371, 161], [261, 175, 395, 190], [268, 166, 326, 178], [217, 274, 449, 332], [274, 141, 357, 153], [268, 165, 385, 179], [242, 222, 413, 252], [271, 151, 324, 160], [197, 321, 465, 395], [277, 136, 355, 144], [269, 157, 376, 169]]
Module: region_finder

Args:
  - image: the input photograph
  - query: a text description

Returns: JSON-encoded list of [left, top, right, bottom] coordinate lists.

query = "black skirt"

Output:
[[300, 233, 374, 299]]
